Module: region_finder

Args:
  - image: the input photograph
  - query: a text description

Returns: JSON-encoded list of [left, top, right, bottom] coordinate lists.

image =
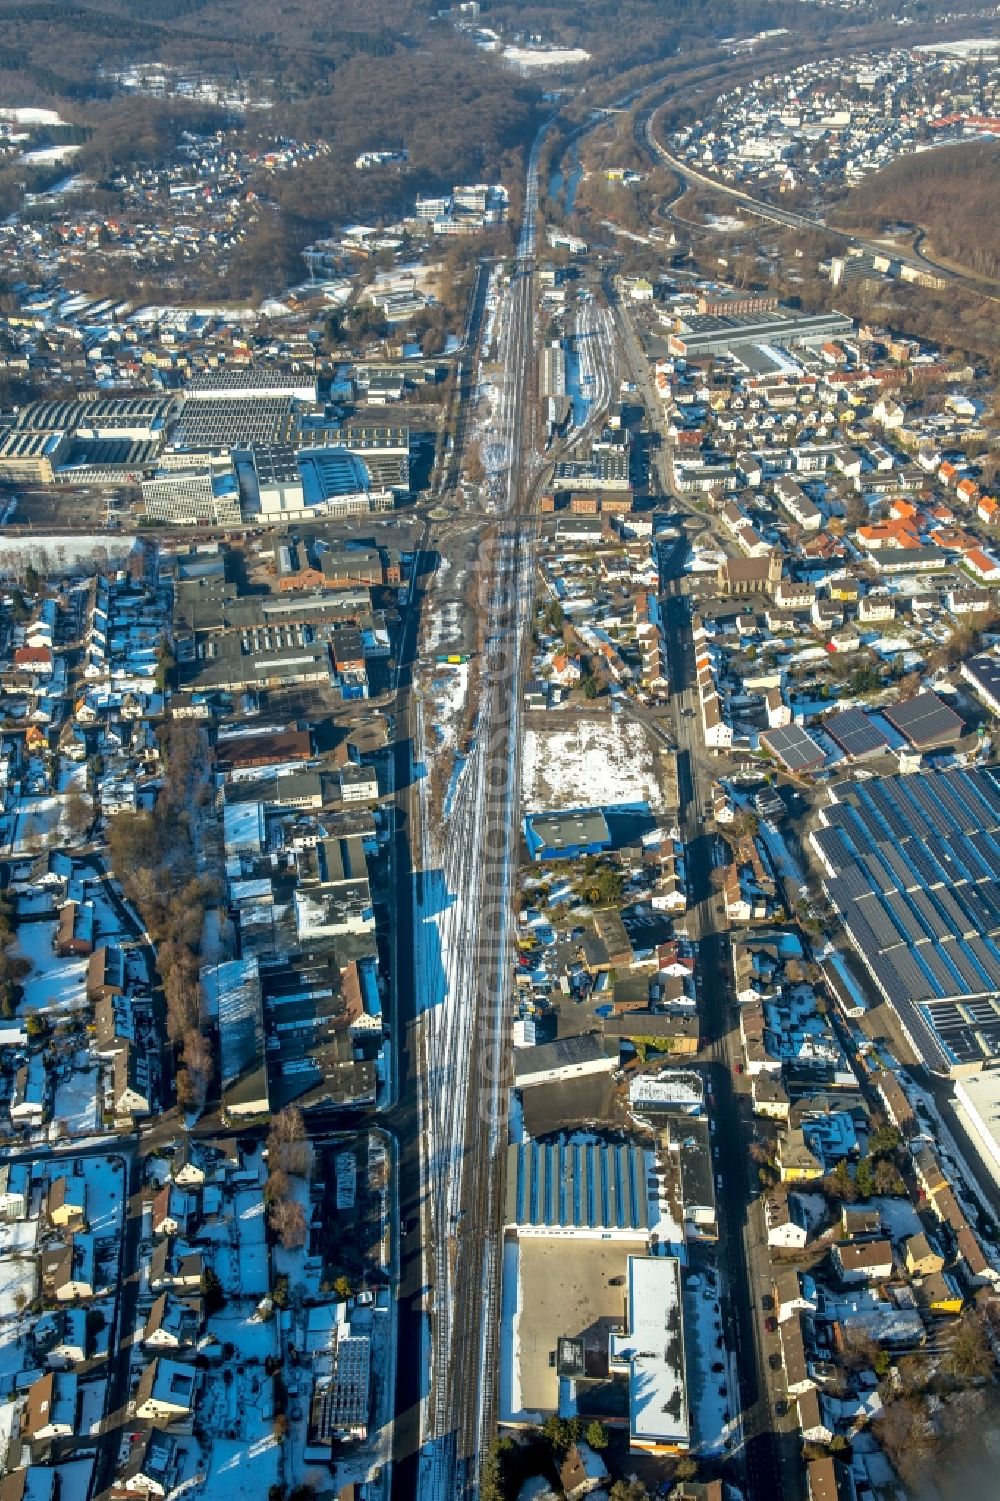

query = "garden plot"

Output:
[[0, 1253, 35, 1323], [10, 921, 88, 1016], [196, 1360, 279, 1501], [7, 795, 68, 854], [521, 715, 664, 814], [198, 1432, 280, 1501], [206, 1307, 279, 1365], [211, 1190, 268, 1297], [52, 1059, 99, 1138]]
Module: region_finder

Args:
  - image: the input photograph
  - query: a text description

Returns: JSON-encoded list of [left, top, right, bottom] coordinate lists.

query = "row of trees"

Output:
[[264, 1106, 312, 1251], [107, 720, 216, 1112]]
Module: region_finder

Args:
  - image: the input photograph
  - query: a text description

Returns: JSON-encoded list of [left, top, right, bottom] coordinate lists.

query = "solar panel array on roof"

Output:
[[882, 691, 964, 748], [884, 891, 926, 948], [814, 767, 1000, 1072], [760, 723, 825, 771], [812, 825, 857, 876], [505, 1140, 649, 1233], [172, 398, 297, 453], [824, 706, 890, 759]]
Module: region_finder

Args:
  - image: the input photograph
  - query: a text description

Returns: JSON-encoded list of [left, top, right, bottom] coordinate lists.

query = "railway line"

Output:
[[418, 126, 544, 1500]]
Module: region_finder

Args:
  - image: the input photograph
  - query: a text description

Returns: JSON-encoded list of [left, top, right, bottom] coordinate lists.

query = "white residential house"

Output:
[[797, 1388, 834, 1445], [833, 1239, 893, 1284], [10, 1057, 47, 1128], [22, 1371, 78, 1443], [765, 1193, 811, 1251], [134, 1358, 198, 1424], [113, 1044, 152, 1119], [773, 1268, 818, 1324], [873, 396, 905, 430], [766, 686, 791, 729], [702, 693, 733, 751], [858, 592, 895, 624], [45, 1309, 89, 1369]]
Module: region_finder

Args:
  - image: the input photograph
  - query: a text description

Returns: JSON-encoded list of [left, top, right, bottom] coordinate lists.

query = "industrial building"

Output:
[[811, 768, 1000, 1073], [237, 445, 391, 520], [141, 468, 242, 526], [523, 808, 612, 860], [185, 366, 316, 402], [667, 309, 853, 359], [169, 396, 299, 458], [504, 1139, 650, 1236]]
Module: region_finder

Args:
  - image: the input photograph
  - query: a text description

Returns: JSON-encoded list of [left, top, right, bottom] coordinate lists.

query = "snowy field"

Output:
[[521, 716, 664, 814], [0, 1253, 35, 1324], [423, 662, 469, 755], [6, 794, 68, 854], [503, 44, 590, 67], [0, 534, 136, 573], [19, 144, 80, 164]]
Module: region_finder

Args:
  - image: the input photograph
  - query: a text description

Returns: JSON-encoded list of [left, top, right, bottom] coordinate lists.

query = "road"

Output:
[[638, 95, 1000, 300], [610, 273, 801, 1501]]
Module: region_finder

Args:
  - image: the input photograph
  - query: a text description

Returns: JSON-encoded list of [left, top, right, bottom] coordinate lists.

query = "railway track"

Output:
[[419, 127, 545, 1500]]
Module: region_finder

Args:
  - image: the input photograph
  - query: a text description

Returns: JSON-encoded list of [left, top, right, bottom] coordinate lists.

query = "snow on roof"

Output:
[[200, 957, 264, 1086], [629, 1071, 704, 1114], [612, 1255, 690, 1449]]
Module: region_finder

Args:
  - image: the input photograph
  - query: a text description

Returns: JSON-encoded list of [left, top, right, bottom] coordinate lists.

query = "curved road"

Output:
[[639, 96, 1000, 301]]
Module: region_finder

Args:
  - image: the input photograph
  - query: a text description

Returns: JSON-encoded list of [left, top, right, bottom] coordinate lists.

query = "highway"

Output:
[[416, 126, 545, 1500], [637, 91, 1000, 300]]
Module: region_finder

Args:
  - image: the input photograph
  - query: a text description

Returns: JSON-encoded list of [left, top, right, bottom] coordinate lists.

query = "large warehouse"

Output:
[[810, 767, 1000, 1074]]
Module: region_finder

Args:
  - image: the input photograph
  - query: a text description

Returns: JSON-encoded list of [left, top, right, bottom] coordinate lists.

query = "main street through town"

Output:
[[610, 273, 801, 1500]]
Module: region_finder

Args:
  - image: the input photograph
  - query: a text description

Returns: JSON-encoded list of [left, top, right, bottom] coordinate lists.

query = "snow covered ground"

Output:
[[19, 143, 81, 164], [213, 1189, 269, 1297], [423, 663, 469, 755], [503, 44, 590, 67], [10, 921, 89, 1016], [683, 1267, 735, 1455], [521, 716, 664, 813], [7, 794, 67, 854], [0, 1254, 34, 1323], [53, 1062, 99, 1138]]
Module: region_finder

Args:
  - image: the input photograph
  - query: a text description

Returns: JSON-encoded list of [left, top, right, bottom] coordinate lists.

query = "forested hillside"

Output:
[[831, 140, 1000, 283]]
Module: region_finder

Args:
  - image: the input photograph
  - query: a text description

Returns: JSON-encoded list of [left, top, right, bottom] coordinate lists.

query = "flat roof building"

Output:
[[524, 808, 612, 860], [668, 309, 852, 359], [811, 768, 1000, 1073], [955, 1069, 1000, 1183], [142, 468, 242, 526], [611, 1255, 689, 1451]]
